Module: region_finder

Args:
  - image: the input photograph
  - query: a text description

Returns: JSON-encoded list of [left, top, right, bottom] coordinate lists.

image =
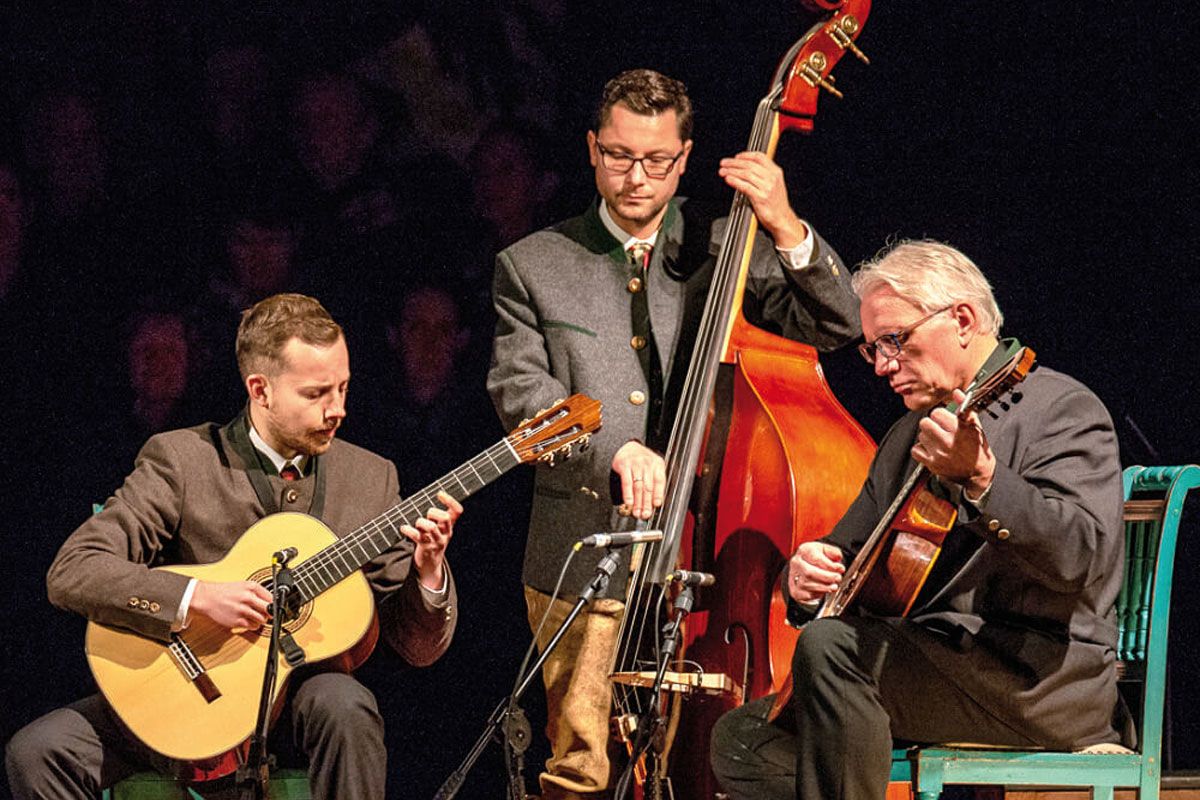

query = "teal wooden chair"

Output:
[[102, 769, 310, 800], [890, 464, 1200, 800]]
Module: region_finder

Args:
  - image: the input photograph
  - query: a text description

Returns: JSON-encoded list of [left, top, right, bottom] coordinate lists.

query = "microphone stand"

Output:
[[236, 553, 296, 800], [434, 548, 622, 800], [612, 583, 695, 800]]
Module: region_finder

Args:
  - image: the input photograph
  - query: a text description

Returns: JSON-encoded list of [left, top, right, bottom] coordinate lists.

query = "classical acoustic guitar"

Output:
[[85, 394, 602, 778]]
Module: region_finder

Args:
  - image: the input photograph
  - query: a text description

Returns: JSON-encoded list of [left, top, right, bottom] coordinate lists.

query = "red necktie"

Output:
[[280, 465, 301, 481]]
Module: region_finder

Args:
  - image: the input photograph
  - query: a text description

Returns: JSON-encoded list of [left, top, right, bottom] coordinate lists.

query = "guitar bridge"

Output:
[[168, 634, 221, 703]]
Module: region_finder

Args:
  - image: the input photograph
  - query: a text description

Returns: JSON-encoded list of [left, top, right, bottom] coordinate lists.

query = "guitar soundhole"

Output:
[[247, 567, 314, 636]]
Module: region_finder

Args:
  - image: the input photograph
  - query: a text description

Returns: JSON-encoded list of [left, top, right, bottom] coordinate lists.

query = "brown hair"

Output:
[[596, 69, 693, 141], [235, 293, 343, 378]]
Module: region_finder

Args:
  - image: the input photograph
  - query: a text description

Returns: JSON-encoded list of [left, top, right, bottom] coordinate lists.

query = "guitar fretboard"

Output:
[[289, 438, 520, 602]]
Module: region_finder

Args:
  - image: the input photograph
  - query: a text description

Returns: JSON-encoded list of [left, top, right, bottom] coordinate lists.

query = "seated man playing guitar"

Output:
[[710, 241, 1126, 800], [6, 293, 462, 800]]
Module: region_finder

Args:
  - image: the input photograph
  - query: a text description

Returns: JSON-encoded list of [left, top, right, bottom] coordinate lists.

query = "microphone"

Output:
[[272, 547, 298, 565], [576, 530, 664, 549], [668, 569, 716, 587]]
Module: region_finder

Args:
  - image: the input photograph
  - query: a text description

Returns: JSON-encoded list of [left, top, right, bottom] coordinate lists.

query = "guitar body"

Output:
[[852, 484, 955, 617], [85, 512, 376, 768]]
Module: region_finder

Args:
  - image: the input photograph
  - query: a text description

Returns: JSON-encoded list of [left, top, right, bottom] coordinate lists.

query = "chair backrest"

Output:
[[1115, 465, 1200, 757]]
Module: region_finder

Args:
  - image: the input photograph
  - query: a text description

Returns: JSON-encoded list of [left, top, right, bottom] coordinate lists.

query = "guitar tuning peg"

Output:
[[999, 401, 1011, 412], [559, 444, 574, 461], [538, 451, 557, 467], [578, 434, 592, 453], [536, 397, 566, 417]]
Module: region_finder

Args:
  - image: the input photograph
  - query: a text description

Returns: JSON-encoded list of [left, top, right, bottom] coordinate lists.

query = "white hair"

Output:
[[852, 240, 1004, 336]]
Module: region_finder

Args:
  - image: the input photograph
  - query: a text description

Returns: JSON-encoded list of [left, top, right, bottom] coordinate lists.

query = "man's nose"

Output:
[[874, 351, 899, 377], [625, 160, 649, 185], [326, 394, 347, 420]]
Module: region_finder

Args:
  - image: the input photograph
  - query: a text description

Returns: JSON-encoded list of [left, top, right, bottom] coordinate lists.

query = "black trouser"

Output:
[[710, 616, 1041, 800], [6, 671, 387, 800]]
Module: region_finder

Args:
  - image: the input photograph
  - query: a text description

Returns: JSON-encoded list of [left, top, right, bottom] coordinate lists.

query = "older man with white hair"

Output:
[[711, 240, 1126, 800]]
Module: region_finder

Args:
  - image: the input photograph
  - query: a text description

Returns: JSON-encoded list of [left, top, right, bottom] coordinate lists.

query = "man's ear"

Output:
[[586, 130, 598, 168], [676, 139, 694, 177], [952, 301, 981, 346], [246, 373, 270, 408]]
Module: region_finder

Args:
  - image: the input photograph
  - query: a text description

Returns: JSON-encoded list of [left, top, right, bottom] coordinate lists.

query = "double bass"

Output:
[[607, 2, 877, 796]]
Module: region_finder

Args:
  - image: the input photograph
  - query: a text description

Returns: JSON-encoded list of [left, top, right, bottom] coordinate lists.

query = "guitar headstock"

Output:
[[509, 394, 603, 466], [959, 345, 1037, 417]]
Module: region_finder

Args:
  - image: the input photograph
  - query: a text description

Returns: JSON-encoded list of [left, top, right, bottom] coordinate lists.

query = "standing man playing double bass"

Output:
[[488, 68, 861, 800], [710, 241, 1126, 800]]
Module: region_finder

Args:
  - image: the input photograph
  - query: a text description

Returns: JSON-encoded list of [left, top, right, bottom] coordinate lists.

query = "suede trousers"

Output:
[[524, 585, 626, 800]]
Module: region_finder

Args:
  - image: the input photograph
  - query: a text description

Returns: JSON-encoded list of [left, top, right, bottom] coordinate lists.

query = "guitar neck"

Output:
[[290, 437, 521, 602]]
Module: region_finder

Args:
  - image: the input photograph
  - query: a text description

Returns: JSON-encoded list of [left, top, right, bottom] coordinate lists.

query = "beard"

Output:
[[274, 423, 338, 458]]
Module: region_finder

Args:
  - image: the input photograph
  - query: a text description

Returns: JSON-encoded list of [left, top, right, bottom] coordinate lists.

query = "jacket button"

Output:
[[630, 335, 647, 351], [128, 596, 139, 607], [139, 599, 150, 610], [996, 528, 1011, 540], [149, 602, 161, 613], [629, 391, 646, 405], [987, 519, 1001, 532], [285, 488, 299, 504], [627, 276, 643, 293]]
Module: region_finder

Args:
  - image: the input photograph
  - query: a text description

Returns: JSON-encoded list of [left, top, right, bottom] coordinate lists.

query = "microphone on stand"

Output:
[[667, 569, 716, 587], [272, 547, 298, 565], [575, 530, 664, 550]]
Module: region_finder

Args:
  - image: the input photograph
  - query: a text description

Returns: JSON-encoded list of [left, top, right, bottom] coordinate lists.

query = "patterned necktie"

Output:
[[280, 464, 301, 481], [626, 243, 664, 443]]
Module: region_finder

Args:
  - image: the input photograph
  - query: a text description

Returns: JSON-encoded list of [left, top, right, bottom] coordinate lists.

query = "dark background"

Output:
[[1, 2, 1196, 798]]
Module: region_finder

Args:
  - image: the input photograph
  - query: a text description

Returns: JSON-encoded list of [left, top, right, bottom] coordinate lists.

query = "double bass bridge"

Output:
[[609, 669, 741, 698]]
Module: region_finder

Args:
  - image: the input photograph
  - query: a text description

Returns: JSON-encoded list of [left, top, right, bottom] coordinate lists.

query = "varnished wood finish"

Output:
[[87, 513, 374, 763]]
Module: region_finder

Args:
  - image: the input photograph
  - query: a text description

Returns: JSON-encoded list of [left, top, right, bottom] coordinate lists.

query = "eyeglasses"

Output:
[[857, 305, 954, 364], [595, 142, 685, 179]]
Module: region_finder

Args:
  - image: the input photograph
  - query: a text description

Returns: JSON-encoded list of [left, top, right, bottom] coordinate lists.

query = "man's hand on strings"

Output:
[[718, 151, 809, 249], [911, 388, 996, 499], [787, 541, 845, 605], [612, 440, 666, 520], [400, 491, 462, 591], [191, 580, 273, 630]]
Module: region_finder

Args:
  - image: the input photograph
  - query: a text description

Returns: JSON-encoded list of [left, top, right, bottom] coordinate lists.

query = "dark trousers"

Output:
[[6, 671, 386, 800], [710, 616, 1041, 800]]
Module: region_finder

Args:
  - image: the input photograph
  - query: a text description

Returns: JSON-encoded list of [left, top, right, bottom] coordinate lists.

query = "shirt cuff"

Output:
[[963, 480, 993, 510], [419, 573, 449, 598], [173, 578, 197, 631], [775, 221, 816, 270]]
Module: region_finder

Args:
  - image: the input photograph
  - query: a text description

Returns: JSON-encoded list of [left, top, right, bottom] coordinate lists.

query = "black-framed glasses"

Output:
[[595, 142, 685, 179], [857, 304, 954, 364]]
